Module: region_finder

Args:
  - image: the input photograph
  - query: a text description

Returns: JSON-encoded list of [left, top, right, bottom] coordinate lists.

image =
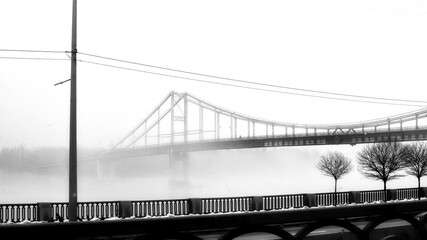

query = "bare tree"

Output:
[[357, 141, 406, 202], [317, 151, 352, 206], [401, 142, 427, 200]]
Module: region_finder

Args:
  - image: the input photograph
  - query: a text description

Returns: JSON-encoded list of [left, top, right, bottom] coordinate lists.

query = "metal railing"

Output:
[[315, 192, 350, 206], [0, 204, 37, 223], [132, 199, 188, 217], [3, 200, 427, 240], [396, 187, 420, 200], [78, 201, 119, 220], [263, 194, 305, 210], [360, 190, 386, 203], [1, 187, 426, 223], [201, 197, 252, 214]]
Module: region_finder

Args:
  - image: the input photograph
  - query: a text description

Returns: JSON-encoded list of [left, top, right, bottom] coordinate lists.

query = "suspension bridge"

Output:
[[4, 90, 427, 239], [106, 91, 427, 159]]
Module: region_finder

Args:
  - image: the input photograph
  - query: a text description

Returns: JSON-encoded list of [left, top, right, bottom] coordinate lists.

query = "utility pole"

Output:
[[69, 0, 78, 222]]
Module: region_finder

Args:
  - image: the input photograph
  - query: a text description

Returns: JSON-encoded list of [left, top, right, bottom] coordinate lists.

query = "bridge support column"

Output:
[[96, 156, 116, 179], [95, 157, 102, 179], [416, 115, 419, 130], [171, 93, 175, 144], [169, 151, 190, 195], [199, 103, 203, 141], [253, 122, 255, 138]]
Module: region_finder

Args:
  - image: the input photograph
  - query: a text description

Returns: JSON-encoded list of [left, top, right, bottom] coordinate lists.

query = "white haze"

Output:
[[0, 145, 421, 204], [1, 0, 427, 204]]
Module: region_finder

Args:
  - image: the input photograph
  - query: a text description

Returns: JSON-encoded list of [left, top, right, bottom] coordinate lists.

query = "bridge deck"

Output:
[[108, 128, 427, 158]]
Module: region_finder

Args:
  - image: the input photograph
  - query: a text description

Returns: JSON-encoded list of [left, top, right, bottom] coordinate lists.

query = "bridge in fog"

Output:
[[106, 91, 427, 159]]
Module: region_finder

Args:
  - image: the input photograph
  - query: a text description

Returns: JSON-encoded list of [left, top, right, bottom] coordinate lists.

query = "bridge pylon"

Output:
[[168, 150, 190, 196]]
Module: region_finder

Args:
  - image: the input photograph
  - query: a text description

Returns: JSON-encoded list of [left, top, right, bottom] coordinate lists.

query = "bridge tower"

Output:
[[168, 151, 190, 195], [169, 92, 190, 192]]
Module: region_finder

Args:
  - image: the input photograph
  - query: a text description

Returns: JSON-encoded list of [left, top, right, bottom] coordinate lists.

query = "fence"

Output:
[[0, 204, 37, 223], [132, 199, 188, 217], [396, 187, 420, 200], [263, 194, 305, 210], [315, 192, 350, 206], [201, 197, 252, 213], [1, 187, 426, 223]]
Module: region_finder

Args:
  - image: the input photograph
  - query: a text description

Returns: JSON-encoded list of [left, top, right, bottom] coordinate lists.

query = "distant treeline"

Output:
[[0, 146, 105, 175]]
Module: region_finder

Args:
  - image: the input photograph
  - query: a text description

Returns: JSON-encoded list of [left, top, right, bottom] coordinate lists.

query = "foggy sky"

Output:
[[1, 0, 427, 203]]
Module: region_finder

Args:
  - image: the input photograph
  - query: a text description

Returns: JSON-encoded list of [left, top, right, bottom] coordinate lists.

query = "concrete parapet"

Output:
[[388, 190, 398, 201], [420, 187, 427, 198], [349, 191, 361, 204], [303, 194, 317, 207], [118, 201, 133, 218], [188, 198, 202, 215], [251, 196, 263, 211], [37, 202, 52, 222]]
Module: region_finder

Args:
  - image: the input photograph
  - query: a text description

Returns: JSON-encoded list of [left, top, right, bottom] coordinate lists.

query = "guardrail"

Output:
[[132, 199, 188, 217], [1, 187, 426, 223], [263, 194, 305, 210], [0, 203, 38, 223], [201, 196, 252, 214], [2, 200, 427, 240]]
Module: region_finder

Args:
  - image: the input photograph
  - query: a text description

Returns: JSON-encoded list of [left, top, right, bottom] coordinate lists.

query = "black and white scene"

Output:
[[1, 1, 427, 239]]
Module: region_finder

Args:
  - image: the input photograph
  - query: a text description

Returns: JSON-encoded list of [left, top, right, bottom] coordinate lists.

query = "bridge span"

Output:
[[106, 91, 427, 158], [110, 127, 427, 158]]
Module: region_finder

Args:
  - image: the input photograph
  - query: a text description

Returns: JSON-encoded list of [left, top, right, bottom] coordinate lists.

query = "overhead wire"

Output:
[[0, 49, 70, 61], [0, 56, 70, 61], [78, 59, 427, 108], [1, 44, 426, 107], [78, 52, 427, 105], [0, 49, 67, 54]]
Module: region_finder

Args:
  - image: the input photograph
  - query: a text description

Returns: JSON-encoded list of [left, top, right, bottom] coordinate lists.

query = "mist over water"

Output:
[[0, 145, 420, 204], [1, 0, 427, 207]]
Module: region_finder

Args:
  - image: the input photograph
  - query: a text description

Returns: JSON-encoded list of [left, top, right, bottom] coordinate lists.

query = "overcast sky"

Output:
[[1, 0, 427, 149], [2, 0, 427, 203]]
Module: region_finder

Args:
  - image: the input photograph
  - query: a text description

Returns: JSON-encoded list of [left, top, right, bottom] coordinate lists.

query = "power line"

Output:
[[0, 56, 70, 61], [1, 50, 424, 106], [78, 52, 427, 105], [0, 49, 66, 54], [78, 59, 426, 107]]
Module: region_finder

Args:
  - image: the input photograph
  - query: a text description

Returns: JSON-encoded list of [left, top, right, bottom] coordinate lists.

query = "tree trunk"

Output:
[[334, 178, 337, 206], [383, 180, 387, 203], [418, 177, 421, 200]]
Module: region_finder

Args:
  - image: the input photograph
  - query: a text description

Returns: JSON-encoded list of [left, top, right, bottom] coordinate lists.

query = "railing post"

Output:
[[37, 202, 52, 222], [118, 201, 133, 218], [349, 191, 361, 204], [387, 189, 398, 201], [188, 198, 202, 215], [303, 194, 316, 207], [251, 196, 263, 211]]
